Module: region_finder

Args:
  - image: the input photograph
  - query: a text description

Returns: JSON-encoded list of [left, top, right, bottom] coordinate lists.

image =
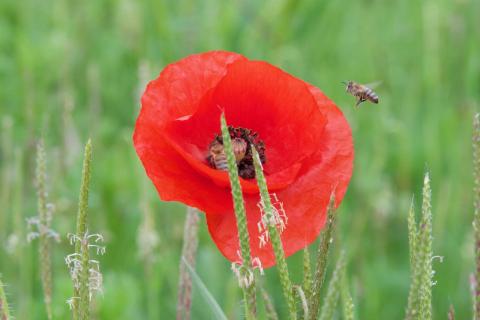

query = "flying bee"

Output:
[[209, 138, 247, 171], [343, 80, 380, 107]]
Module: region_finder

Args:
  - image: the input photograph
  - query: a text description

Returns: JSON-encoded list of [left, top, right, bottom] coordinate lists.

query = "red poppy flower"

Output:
[[133, 51, 353, 268]]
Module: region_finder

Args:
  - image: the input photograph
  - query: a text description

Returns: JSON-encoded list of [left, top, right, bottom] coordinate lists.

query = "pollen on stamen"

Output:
[[231, 252, 264, 288], [257, 193, 288, 248]]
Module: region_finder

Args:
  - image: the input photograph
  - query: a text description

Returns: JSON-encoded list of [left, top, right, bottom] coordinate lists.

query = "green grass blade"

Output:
[[182, 258, 228, 320], [261, 288, 279, 320], [294, 285, 309, 320], [341, 272, 355, 320]]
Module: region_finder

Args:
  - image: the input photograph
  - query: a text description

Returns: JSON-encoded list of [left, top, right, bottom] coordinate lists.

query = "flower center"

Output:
[[207, 126, 266, 179]]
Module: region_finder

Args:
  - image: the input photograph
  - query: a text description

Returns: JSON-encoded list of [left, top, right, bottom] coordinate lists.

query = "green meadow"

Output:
[[1, 0, 479, 319]]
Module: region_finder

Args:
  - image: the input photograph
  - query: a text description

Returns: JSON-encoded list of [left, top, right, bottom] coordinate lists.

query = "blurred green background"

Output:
[[1, 0, 479, 318]]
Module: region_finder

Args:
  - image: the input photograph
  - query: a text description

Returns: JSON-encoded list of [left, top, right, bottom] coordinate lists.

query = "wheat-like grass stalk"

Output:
[[220, 113, 256, 319], [318, 252, 346, 320], [78, 233, 91, 320], [309, 194, 336, 320], [252, 147, 296, 320], [418, 173, 433, 319], [0, 275, 11, 320], [177, 207, 200, 320], [407, 198, 417, 273], [405, 198, 419, 319], [303, 248, 313, 303], [473, 113, 480, 320], [65, 140, 105, 320], [73, 139, 93, 320], [405, 173, 433, 320], [35, 139, 53, 320]]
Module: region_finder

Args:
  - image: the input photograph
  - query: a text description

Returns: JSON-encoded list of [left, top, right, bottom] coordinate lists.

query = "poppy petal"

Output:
[[165, 60, 327, 175], [204, 84, 354, 268], [134, 51, 354, 268], [134, 51, 246, 212]]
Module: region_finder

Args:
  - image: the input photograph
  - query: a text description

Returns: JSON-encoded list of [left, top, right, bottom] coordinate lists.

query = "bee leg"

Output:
[[355, 98, 363, 108]]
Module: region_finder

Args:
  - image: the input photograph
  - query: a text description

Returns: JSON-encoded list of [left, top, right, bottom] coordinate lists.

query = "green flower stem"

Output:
[[309, 194, 336, 320], [220, 114, 256, 319], [73, 140, 93, 320], [252, 147, 296, 320]]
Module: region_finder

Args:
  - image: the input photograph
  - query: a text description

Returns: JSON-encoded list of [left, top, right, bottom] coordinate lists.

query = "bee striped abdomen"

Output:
[[209, 141, 229, 171], [213, 153, 228, 171], [365, 87, 379, 103]]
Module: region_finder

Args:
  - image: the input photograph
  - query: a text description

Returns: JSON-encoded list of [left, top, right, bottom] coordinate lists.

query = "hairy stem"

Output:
[[73, 140, 93, 320], [252, 147, 296, 319], [36, 139, 53, 320], [220, 113, 256, 318]]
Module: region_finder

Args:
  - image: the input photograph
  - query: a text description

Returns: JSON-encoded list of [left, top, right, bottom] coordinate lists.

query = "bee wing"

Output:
[[364, 80, 382, 89]]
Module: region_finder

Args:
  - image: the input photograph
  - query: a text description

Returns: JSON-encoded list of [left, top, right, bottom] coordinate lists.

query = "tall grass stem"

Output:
[[309, 194, 336, 320], [252, 147, 296, 319], [473, 113, 480, 320], [318, 252, 346, 320], [35, 139, 53, 320], [220, 113, 256, 318], [177, 207, 200, 320]]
